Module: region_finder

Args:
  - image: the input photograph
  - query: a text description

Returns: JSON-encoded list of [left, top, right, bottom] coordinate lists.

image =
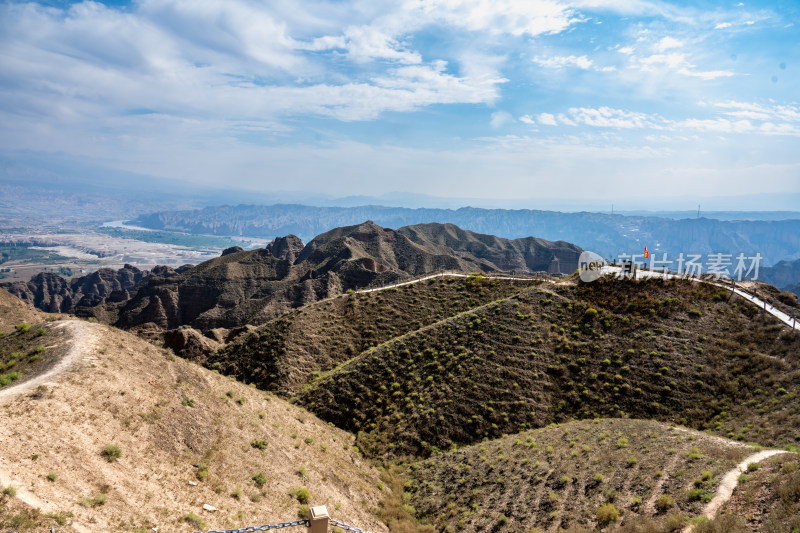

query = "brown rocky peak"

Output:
[[266, 234, 304, 263]]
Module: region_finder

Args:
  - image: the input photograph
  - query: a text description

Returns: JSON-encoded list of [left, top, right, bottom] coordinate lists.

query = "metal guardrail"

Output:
[[6, 510, 374, 533], [190, 506, 375, 533], [330, 518, 374, 532], [195, 519, 309, 532]]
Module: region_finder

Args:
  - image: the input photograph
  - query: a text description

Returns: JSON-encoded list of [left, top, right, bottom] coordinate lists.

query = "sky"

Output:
[[0, 0, 798, 210]]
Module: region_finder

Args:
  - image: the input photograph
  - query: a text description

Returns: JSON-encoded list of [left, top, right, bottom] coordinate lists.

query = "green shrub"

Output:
[[47, 473, 57, 482], [596, 503, 619, 525], [0, 372, 22, 387], [688, 309, 702, 318], [15, 323, 31, 333], [687, 488, 713, 502], [34, 328, 46, 337], [2, 485, 17, 497], [290, 487, 310, 504], [250, 439, 268, 450], [184, 512, 206, 529], [297, 505, 310, 519], [617, 437, 629, 448], [252, 472, 267, 487], [196, 463, 209, 482], [231, 488, 242, 499], [102, 444, 122, 462], [746, 462, 760, 472], [79, 493, 107, 507], [664, 513, 686, 531], [655, 494, 674, 513]]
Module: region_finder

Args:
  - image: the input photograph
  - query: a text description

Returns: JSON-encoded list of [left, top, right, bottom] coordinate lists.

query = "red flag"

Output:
[[644, 247, 649, 259]]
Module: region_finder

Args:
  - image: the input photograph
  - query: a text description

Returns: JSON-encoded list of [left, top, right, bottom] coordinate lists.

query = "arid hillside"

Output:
[[0, 288, 53, 332], [406, 418, 761, 532], [211, 275, 543, 393], [0, 318, 387, 533], [3, 270, 799, 533], [297, 277, 800, 458]]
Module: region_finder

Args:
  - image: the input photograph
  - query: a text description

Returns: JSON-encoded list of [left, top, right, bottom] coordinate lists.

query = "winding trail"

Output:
[[355, 271, 549, 293], [0, 320, 100, 403], [681, 449, 789, 532], [0, 320, 99, 533]]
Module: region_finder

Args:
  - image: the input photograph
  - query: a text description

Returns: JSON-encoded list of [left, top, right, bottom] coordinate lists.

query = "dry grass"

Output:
[[211, 276, 540, 393], [297, 278, 800, 458], [0, 320, 386, 533], [406, 419, 754, 532]]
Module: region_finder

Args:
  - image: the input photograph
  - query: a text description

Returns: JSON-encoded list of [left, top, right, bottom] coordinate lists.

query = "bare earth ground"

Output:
[[0, 319, 387, 533], [698, 450, 788, 521]]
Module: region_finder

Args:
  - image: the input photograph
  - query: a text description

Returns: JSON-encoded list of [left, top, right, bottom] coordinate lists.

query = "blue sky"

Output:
[[0, 0, 798, 209]]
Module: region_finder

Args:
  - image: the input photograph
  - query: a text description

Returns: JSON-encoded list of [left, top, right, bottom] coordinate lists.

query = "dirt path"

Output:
[[356, 271, 550, 293], [0, 320, 100, 403], [0, 320, 100, 532], [682, 449, 788, 532]]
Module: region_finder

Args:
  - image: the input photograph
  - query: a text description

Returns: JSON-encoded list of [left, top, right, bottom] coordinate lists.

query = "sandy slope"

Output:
[[0, 319, 387, 533]]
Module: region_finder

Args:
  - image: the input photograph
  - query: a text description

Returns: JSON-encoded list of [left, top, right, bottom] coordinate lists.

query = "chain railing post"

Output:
[[309, 505, 329, 533]]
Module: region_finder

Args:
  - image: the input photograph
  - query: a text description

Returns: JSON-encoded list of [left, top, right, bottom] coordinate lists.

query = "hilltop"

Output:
[[296, 276, 800, 458]]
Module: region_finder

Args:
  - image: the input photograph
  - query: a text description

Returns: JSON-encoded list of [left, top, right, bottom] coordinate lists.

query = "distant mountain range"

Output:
[[762, 258, 800, 296], [130, 204, 800, 267], [1, 221, 581, 329]]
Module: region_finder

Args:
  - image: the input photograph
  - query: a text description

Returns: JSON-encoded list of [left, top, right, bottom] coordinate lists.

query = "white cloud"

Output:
[[638, 52, 688, 70], [490, 111, 514, 128], [654, 36, 683, 52], [618, 46, 635, 55], [526, 101, 800, 137], [416, 0, 580, 37], [713, 101, 800, 123], [300, 24, 422, 64], [538, 113, 558, 126], [519, 114, 536, 125], [557, 113, 577, 126], [533, 55, 594, 69], [714, 22, 732, 29], [677, 68, 735, 80], [567, 106, 658, 129], [630, 51, 735, 80], [0, 0, 520, 128]]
